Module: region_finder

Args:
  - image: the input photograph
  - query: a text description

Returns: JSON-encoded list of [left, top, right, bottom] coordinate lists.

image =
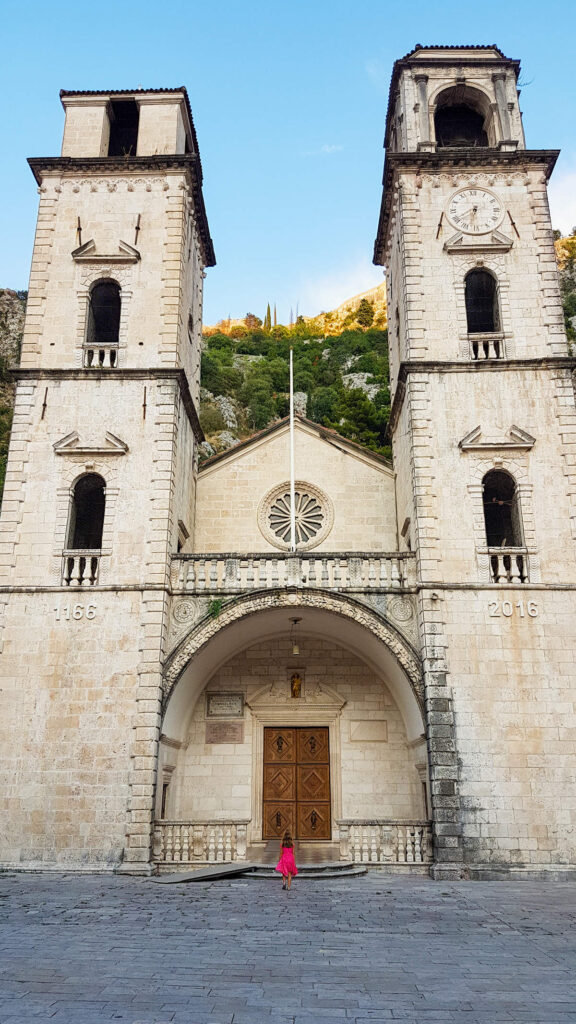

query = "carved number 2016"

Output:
[[488, 600, 538, 618]]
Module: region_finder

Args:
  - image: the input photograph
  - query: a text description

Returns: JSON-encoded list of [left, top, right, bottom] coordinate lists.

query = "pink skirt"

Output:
[[275, 847, 298, 876]]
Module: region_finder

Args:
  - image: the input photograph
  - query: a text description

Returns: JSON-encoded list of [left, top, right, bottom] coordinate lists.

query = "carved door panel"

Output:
[[297, 802, 331, 840], [264, 727, 296, 763], [263, 726, 331, 840], [297, 728, 329, 764], [263, 728, 296, 839]]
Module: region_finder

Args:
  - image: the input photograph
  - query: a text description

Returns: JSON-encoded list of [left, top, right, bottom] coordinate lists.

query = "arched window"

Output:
[[87, 280, 121, 346], [67, 474, 106, 550], [482, 470, 522, 547], [434, 87, 491, 148], [465, 270, 500, 334]]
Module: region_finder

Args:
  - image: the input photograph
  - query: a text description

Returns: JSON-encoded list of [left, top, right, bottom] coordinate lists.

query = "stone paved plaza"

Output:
[[1, 874, 576, 1023]]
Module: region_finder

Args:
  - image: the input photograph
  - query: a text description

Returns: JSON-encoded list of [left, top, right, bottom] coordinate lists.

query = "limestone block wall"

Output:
[[194, 421, 397, 553], [20, 170, 202, 377], [0, 377, 186, 588], [164, 637, 426, 828], [0, 590, 147, 868], [444, 588, 576, 869], [406, 368, 576, 585], [61, 100, 109, 157], [385, 167, 566, 365]]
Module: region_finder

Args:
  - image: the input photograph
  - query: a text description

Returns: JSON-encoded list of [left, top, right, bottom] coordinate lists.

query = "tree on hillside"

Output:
[[356, 299, 375, 328], [245, 312, 262, 330], [264, 303, 272, 332]]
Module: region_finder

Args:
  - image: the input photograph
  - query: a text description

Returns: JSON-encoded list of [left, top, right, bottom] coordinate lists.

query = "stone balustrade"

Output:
[[488, 548, 528, 584], [469, 334, 504, 360], [83, 345, 118, 368], [337, 820, 432, 864], [62, 551, 100, 587], [153, 820, 249, 866], [171, 552, 417, 593]]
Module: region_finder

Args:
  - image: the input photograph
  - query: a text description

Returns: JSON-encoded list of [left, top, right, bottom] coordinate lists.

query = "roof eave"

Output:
[[28, 154, 216, 267]]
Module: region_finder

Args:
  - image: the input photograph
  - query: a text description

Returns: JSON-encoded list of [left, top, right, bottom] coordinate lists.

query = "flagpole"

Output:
[[289, 348, 296, 552]]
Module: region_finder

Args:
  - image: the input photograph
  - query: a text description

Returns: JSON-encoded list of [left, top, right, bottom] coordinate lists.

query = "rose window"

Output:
[[258, 481, 333, 551]]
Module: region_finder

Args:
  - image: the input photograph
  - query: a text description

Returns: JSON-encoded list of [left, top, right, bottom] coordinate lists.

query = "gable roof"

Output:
[[199, 415, 392, 474]]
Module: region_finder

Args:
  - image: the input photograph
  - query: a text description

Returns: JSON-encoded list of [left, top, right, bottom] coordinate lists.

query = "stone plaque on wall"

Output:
[[206, 692, 244, 718], [205, 721, 244, 744], [350, 720, 388, 742]]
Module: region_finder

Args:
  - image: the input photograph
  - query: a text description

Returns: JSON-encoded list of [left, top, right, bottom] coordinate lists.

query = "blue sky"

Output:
[[1, 0, 575, 324]]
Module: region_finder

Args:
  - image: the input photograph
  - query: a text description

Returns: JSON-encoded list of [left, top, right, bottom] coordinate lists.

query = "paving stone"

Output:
[[1, 874, 576, 1024]]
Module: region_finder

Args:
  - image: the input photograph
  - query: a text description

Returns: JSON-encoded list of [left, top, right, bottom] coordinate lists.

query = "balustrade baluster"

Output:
[[370, 829, 378, 862], [224, 826, 232, 862], [165, 825, 174, 862], [207, 827, 216, 862], [216, 827, 224, 863], [396, 827, 405, 862], [368, 559, 376, 587], [391, 560, 400, 588], [349, 826, 357, 862], [333, 559, 341, 586], [173, 825, 182, 863], [193, 825, 205, 861], [321, 559, 329, 586], [414, 828, 422, 863], [307, 558, 317, 586], [406, 826, 414, 862], [246, 560, 255, 587], [197, 562, 206, 590], [181, 825, 190, 862], [209, 560, 219, 588], [361, 826, 369, 863], [379, 558, 388, 587], [186, 561, 195, 589]]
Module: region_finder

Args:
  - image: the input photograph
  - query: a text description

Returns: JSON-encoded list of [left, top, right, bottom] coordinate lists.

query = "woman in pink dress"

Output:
[[275, 829, 298, 890]]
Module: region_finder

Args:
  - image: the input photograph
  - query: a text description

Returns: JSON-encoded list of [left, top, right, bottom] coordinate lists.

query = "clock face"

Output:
[[447, 188, 504, 235]]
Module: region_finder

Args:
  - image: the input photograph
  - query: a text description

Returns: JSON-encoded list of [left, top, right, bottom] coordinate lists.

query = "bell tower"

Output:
[[0, 89, 214, 871], [375, 46, 576, 878]]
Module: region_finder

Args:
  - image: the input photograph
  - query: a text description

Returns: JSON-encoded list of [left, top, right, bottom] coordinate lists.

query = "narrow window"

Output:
[[68, 474, 106, 550], [435, 104, 488, 147], [465, 270, 499, 334], [87, 280, 121, 346], [161, 781, 171, 818], [482, 470, 522, 547], [108, 99, 139, 157]]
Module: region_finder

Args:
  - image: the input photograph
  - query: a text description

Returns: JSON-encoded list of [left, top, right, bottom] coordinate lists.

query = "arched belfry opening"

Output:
[[434, 86, 491, 148], [87, 280, 121, 347], [465, 269, 500, 335], [67, 473, 106, 550], [482, 470, 522, 547]]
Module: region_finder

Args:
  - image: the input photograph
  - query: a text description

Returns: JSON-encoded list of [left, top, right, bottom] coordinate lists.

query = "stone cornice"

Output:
[[28, 155, 216, 268], [373, 149, 560, 264], [12, 367, 204, 443], [388, 356, 576, 434]]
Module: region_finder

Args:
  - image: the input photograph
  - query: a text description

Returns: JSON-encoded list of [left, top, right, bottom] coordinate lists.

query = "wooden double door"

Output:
[[263, 726, 331, 840]]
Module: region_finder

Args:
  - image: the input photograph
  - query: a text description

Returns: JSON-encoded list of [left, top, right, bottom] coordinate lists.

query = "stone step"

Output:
[[245, 862, 367, 879]]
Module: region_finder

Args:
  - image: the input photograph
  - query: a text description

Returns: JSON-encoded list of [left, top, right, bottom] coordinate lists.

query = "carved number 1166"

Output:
[[54, 604, 96, 620]]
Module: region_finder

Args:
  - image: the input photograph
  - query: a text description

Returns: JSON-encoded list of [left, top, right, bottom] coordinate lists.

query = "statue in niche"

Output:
[[290, 673, 302, 699]]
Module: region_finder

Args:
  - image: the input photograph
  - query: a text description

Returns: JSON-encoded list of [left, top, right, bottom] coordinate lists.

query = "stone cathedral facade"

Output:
[[1, 46, 575, 879]]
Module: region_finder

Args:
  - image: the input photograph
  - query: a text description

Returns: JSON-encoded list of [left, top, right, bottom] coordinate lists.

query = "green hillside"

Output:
[[199, 320, 391, 460]]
